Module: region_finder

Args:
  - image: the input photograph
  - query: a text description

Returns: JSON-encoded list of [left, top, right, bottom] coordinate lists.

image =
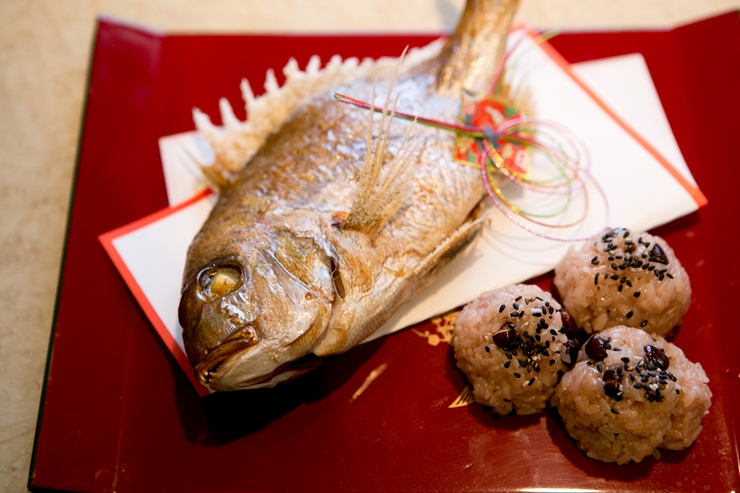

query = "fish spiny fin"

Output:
[[343, 51, 418, 238], [192, 41, 443, 192]]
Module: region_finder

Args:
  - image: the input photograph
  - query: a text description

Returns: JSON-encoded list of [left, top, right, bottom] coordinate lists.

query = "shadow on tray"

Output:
[[172, 335, 385, 445]]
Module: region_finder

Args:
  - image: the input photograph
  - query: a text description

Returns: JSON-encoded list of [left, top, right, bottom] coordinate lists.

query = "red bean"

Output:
[[586, 335, 608, 360], [493, 328, 517, 349], [644, 345, 669, 370]]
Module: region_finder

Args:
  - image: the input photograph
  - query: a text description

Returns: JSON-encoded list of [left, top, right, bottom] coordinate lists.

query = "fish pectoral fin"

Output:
[[343, 56, 418, 239], [411, 216, 485, 280]]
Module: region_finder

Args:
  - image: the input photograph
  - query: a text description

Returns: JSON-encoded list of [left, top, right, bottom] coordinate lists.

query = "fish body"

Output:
[[179, 0, 520, 391]]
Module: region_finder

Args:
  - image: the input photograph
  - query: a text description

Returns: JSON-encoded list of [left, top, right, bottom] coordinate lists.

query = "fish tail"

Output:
[[434, 0, 520, 96]]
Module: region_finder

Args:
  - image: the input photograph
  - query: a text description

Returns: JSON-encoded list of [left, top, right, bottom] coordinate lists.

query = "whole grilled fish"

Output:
[[179, 0, 520, 391]]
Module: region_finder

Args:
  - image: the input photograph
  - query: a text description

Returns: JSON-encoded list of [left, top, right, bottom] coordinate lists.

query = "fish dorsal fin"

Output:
[[342, 57, 419, 239], [192, 43, 443, 192]]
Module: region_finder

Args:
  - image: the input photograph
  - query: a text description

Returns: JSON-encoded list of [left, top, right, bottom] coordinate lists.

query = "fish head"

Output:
[[179, 227, 335, 390]]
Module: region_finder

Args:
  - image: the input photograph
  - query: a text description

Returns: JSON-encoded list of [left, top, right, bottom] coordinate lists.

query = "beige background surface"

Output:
[[1, 1, 738, 491]]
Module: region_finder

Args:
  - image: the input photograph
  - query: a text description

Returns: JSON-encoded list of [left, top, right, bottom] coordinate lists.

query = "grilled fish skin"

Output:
[[179, 0, 521, 391]]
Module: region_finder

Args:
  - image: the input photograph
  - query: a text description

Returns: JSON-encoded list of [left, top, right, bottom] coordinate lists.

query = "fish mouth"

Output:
[[195, 325, 259, 386], [232, 353, 323, 390]]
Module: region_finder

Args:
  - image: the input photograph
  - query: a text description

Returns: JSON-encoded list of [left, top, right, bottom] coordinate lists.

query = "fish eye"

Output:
[[198, 262, 244, 302]]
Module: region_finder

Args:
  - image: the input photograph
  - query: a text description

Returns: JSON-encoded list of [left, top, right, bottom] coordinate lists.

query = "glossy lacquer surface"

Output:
[[30, 13, 740, 493]]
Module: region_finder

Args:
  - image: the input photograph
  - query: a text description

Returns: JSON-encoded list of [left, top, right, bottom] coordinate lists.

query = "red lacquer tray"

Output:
[[30, 13, 740, 493]]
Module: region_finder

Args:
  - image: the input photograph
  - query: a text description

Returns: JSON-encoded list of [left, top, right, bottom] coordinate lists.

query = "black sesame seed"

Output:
[[485, 346, 490, 352], [666, 273, 674, 279], [504, 361, 511, 368], [509, 311, 519, 318], [597, 363, 604, 372], [633, 292, 641, 298], [618, 285, 623, 292], [611, 408, 619, 414], [640, 320, 648, 327], [528, 378, 535, 386], [626, 310, 634, 319], [499, 304, 505, 313], [611, 274, 619, 280], [513, 372, 521, 378], [613, 347, 621, 351], [626, 280, 632, 287], [594, 274, 599, 285], [587, 360, 594, 365], [634, 383, 643, 388], [513, 303, 519, 310], [621, 357, 630, 363], [549, 359, 555, 366], [676, 389, 680, 394], [612, 263, 618, 270], [515, 296, 523, 302]]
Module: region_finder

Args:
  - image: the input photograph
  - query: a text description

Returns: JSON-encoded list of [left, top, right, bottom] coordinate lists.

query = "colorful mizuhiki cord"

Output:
[[335, 27, 610, 241]]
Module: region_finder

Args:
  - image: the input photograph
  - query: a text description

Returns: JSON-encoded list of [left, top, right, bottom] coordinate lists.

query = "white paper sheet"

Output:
[[111, 39, 703, 363]]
